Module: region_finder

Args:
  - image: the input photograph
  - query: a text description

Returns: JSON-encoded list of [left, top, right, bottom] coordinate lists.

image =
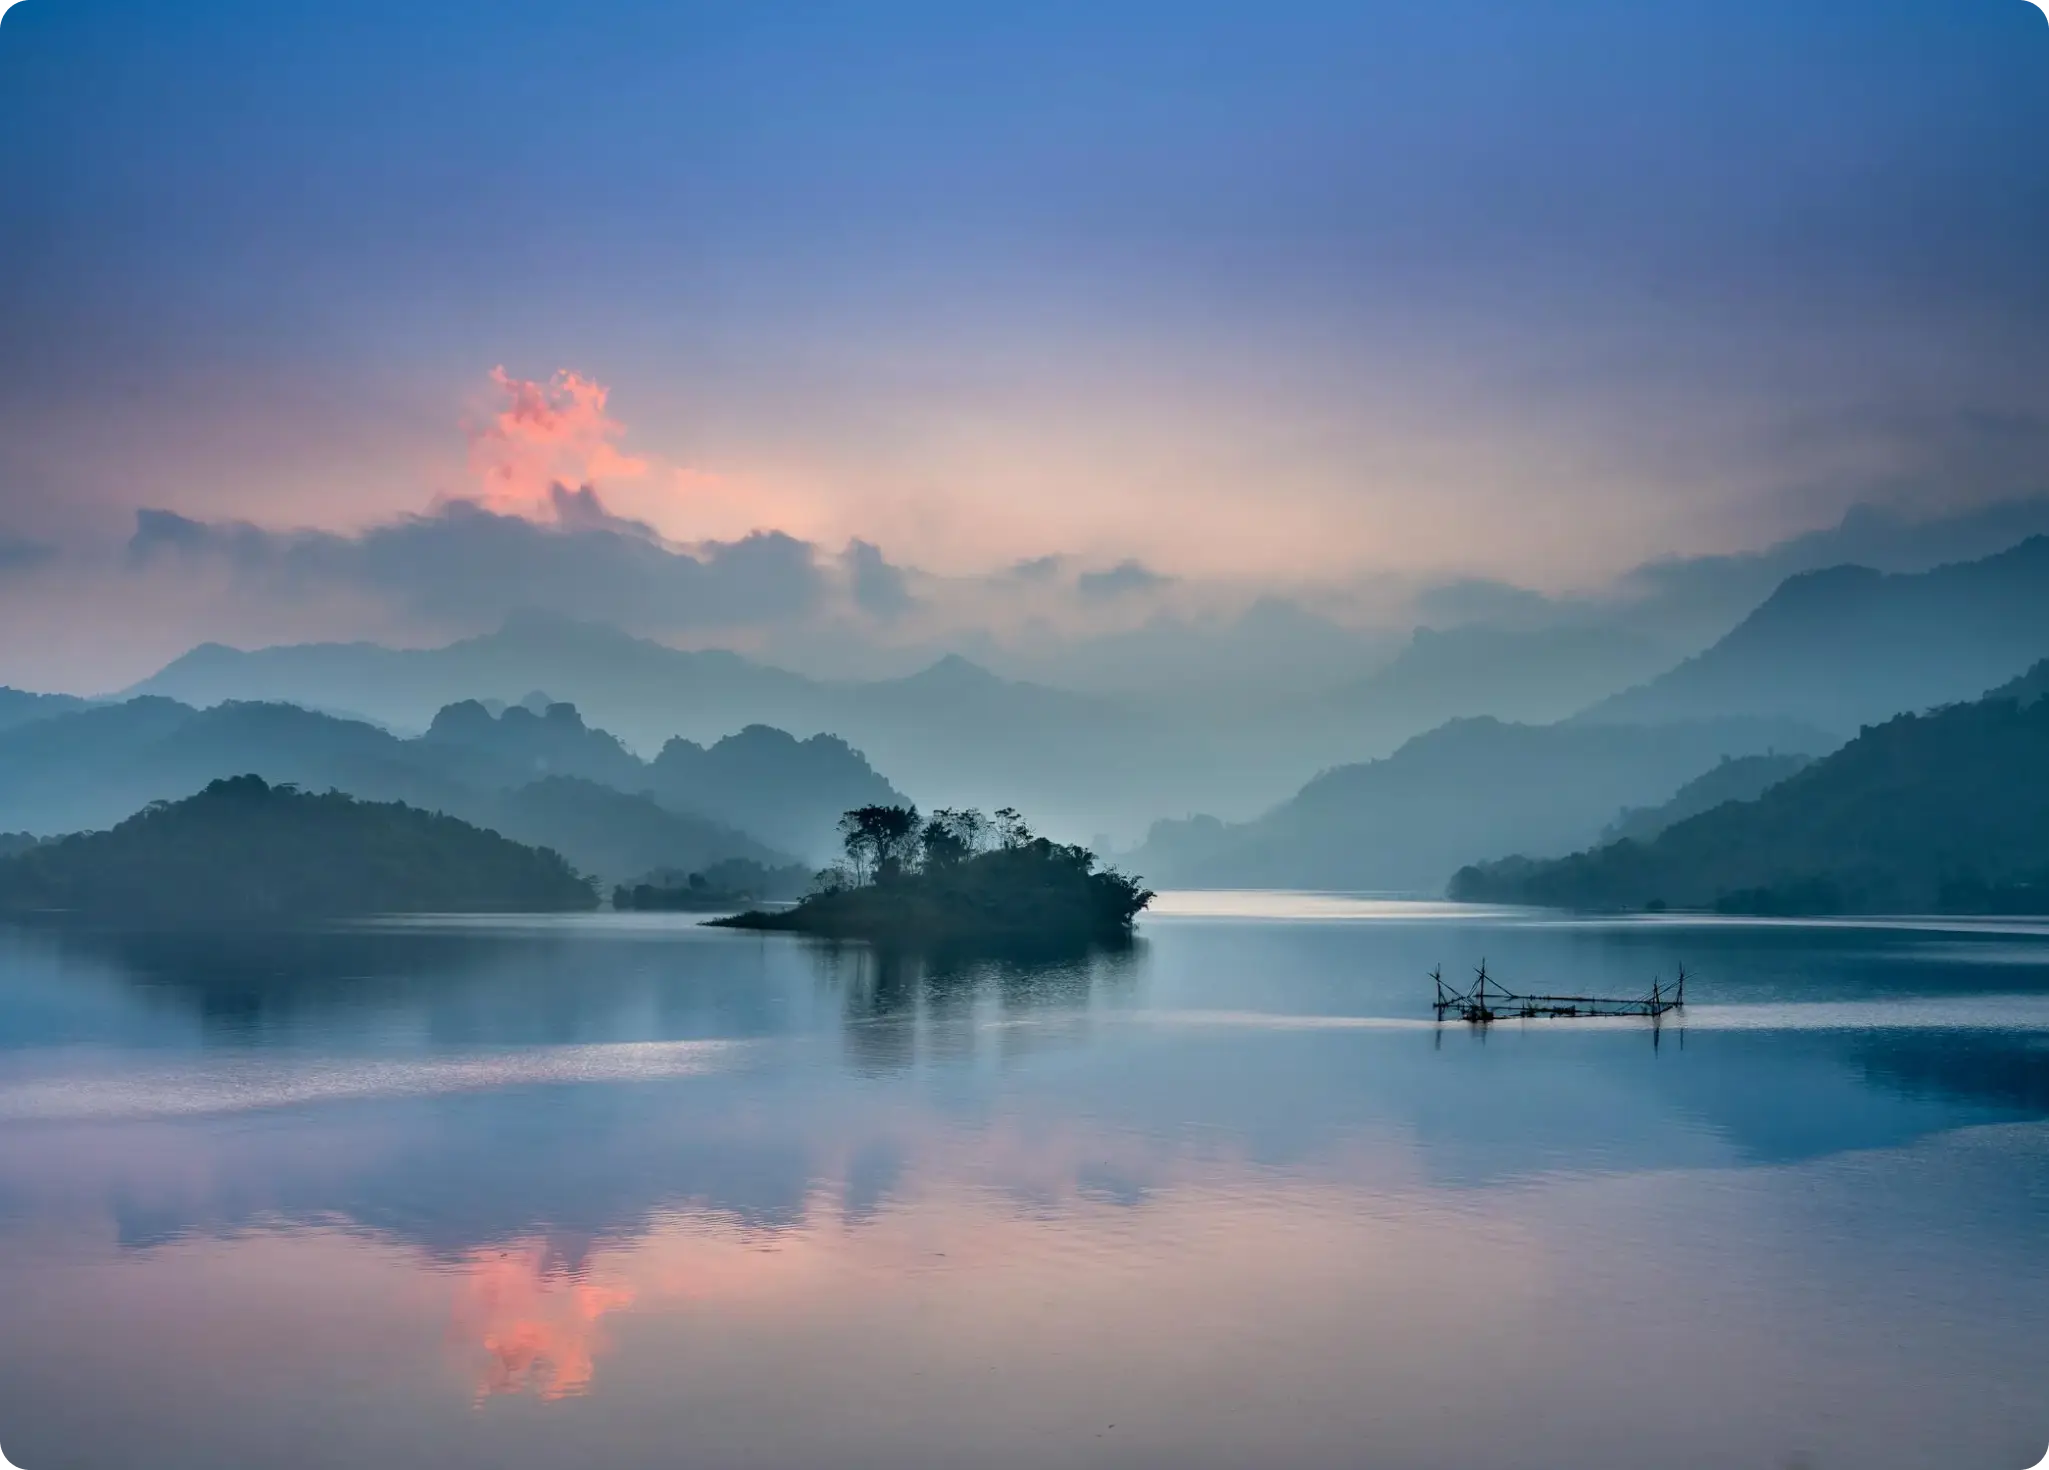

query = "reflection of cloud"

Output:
[[454, 1243, 636, 1401]]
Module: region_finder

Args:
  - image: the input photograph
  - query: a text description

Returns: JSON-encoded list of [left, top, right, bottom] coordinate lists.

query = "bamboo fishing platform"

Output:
[[1431, 961, 1687, 1024]]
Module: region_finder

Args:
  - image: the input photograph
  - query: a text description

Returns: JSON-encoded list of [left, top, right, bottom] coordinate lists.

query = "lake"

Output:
[[0, 895, 2045, 1470]]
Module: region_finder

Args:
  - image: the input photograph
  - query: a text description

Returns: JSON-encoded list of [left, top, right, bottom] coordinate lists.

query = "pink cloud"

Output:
[[465, 368, 650, 519]]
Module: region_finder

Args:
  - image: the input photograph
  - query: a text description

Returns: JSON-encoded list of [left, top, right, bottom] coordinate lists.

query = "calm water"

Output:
[[0, 895, 2046, 1470]]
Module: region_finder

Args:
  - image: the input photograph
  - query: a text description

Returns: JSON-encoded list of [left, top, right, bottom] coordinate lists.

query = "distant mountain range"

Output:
[[123, 612, 1184, 835], [0, 696, 902, 883], [24, 528, 2049, 854], [1320, 623, 1681, 736], [1130, 714, 1831, 894], [0, 687, 89, 733], [1453, 660, 2049, 914], [1577, 536, 2049, 732]]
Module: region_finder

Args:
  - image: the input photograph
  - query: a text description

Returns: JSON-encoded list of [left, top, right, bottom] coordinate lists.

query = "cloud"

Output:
[[1007, 555, 1067, 583], [1075, 559, 1171, 602], [0, 536, 56, 574], [128, 495, 827, 633], [1412, 578, 1584, 632], [466, 368, 649, 519], [843, 539, 917, 620]]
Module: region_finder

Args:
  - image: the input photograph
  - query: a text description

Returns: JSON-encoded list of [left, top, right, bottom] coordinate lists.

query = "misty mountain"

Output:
[[122, 609, 1703, 840], [1323, 623, 1682, 735], [0, 697, 885, 883], [1426, 497, 2049, 656], [1130, 714, 1833, 895], [479, 777, 786, 884], [649, 725, 901, 858], [1453, 667, 2049, 914], [123, 615, 1224, 836], [420, 698, 649, 791], [977, 596, 1396, 698], [127, 610, 822, 747], [0, 687, 91, 733], [1600, 753, 1812, 846], [1578, 537, 2049, 732]]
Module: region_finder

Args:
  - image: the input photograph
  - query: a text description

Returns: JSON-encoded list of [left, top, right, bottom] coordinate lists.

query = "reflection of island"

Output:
[[714, 805, 1151, 946], [0, 775, 597, 919], [814, 940, 1138, 1075]]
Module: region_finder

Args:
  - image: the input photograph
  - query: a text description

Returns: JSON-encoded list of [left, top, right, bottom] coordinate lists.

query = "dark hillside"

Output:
[[0, 776, 596, 919]]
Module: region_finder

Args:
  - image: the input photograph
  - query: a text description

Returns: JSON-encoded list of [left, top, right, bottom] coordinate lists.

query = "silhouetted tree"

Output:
[[839, 804, 922, 883], [920, 808, 987, 869]]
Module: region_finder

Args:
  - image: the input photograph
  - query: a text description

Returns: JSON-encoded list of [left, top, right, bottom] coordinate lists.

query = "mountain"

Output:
[[478, 777, 787, 884], [127, 610, 822, 750], [0, 687, 90, 733], [1453, 669, 2049, 914], [1578, 537, 2049, 732], [1130, 714, 1832, 894], [648, 725, 900, 858], [1600, 753, 1811, 846], [1989, 660, 2049, 707], [0, 697, 856, 883], [0, 775, 596, 919], [1323, 623, 1681, 734], [419, 698, 649, 791], [0, 698, 449, 836], [123, 615, 1194, 836]]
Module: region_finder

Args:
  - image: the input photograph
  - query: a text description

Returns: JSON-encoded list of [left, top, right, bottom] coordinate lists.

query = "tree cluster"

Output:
[[719, 803, 1153, 944]]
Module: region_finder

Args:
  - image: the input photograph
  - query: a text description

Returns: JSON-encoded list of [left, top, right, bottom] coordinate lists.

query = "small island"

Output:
[[0, 775, 598, 920], [711, 805, 1152, 945]]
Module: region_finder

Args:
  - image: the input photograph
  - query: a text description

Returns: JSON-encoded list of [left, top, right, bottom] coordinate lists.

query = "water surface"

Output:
[[0, 898, 2045, 1469]]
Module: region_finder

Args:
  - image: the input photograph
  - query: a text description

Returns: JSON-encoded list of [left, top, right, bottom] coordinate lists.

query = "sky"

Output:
[[1, 0, 2047, 689]]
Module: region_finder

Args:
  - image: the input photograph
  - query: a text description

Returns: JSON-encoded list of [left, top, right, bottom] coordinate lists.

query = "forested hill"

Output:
[[1451, 683, 2049, 915], [0, 776, 597, 919]]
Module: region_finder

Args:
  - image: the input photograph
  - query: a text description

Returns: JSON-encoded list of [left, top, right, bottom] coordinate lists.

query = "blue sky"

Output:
[[0, 0, 2046, 681]]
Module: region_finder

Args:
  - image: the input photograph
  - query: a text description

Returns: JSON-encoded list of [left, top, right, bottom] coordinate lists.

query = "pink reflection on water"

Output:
[[452, 1244, 636, 1402]]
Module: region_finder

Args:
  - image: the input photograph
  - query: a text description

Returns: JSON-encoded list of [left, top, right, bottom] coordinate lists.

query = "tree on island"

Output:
[[715, 803, 1152, 945]]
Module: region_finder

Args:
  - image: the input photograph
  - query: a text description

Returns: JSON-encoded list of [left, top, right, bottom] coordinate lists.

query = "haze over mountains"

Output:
[[5, 513, 2049, 903], [0, 697, 900, 885], [1454, 662, 2049, 915], [1130, 714, 1828, 894], [1581, 537, 2049, 731], [107, 507, 2049, 838]]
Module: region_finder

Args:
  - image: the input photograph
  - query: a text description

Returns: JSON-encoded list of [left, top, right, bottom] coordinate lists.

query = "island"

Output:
[[0, 774, 598, 919], [711, 805, 1153, 944]]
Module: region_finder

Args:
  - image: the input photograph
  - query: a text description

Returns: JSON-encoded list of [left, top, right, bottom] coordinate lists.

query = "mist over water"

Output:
[[0, 903, 2043, 1470]]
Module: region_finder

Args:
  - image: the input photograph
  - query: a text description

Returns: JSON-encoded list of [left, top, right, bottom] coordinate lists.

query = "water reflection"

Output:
[[0, 907, 2044, 1468]]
